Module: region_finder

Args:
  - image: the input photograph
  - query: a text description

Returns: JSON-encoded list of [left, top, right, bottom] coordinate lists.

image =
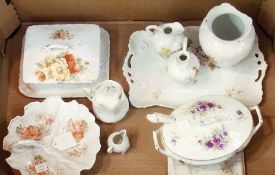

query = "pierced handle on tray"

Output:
[[249, 106, 263, 135], [153, 128, 183, 161]]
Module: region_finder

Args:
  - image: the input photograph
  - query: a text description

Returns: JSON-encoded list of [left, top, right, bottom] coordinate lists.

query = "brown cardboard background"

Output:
[[1, 21, 275, 175], [11, 0, 261, 21], [0, 0, 19, 37]]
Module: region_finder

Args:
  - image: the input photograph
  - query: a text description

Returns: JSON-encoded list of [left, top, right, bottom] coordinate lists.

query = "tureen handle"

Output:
[[249, 106, 264, 135], [153, 128, 185, 162], [147, 113, 176, 124]]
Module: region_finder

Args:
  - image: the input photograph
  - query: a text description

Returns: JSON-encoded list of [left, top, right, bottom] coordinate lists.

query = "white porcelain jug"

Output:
[[84, 80, 129, 123], [107, 129, 130, 154], [167, 38, 200, 87], [199, 3, 255, 67], [146, 22, 185, 58]]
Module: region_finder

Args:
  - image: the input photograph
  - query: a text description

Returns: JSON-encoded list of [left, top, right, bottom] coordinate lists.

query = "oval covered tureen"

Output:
[[147, 95, 263, 165]]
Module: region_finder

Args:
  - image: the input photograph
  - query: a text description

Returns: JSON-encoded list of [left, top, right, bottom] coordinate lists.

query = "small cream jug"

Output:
[[199, 3, 255, 67], [84, 80, 129, 123], [107, 129, 130, 154], [146, 22, 185, 58], [167, 38, 200, 87]]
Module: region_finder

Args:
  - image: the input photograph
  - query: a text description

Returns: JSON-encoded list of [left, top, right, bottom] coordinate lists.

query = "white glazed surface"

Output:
[[93, 93, 129, 123], [122, 26, 267, 109], [146, 22, 185, 58], [162, 96, 253, 161], [167, 39, 200, 87], [6, 140, 81, 175], [3, 96, 101, 171], [23, 24, 101, 84], [168, 152, 245, 175], [153, 125, 251, 165], [87, 80, 129, 123], [107, 129, 130, 154], [19, 27, 110, 98], [199, 3, 255, 67]]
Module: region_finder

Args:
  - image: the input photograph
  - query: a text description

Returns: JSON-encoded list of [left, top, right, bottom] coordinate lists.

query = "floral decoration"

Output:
[[187, 39, 218, 70], [50, 29, 73, 40], [16, 114, 54, 141], [189, 101, 222, 117], [198, 127, 230, 150], [26, 155, 51, 175], [68, 145, 88, 157], [236, 110, 246, 120], [66, 119, 88, 142], [16, 125, 42, 141], [35, 52, 90, 82], [159, 47, 173, 58], [225, 87, 243, 98]]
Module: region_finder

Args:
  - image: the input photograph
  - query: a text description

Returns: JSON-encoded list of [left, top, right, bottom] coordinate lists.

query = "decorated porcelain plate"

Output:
[[6, 140, 80, 175], [3, 96, 101, 171], [161, 96, 261, 161]]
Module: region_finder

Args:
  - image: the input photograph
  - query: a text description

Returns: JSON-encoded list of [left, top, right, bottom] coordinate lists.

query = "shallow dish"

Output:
[[3, 96, 101, 171], [122, 26, 267, 108]]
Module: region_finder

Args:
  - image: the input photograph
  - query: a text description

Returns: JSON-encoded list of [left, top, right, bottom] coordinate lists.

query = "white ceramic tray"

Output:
[[122, 26, 267, 108], [19, 27, 110, 98], [168, 152, 245, 175]]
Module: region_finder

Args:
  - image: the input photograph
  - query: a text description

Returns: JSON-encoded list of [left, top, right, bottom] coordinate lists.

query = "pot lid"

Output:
[[94, 80, 124, 110], [162, 95, 253, 161]]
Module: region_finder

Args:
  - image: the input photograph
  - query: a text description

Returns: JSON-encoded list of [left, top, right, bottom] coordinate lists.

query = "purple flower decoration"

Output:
[[199, 128, 229, 150], [171, 138, 177, 146], [189, 101, 221, 116], [206, 140, 214, 148]]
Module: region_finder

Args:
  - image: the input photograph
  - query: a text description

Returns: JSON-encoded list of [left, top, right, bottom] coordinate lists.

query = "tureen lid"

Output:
[[162, 95, 253, 161], [94, 80, 124, 110]]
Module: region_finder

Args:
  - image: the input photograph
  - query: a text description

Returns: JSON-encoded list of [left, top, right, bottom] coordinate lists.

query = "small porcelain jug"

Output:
[[107, 129, 130, 154], [199, 3, 255, 67], [84, 80, 129, 123], [146, 22, 185, 58], [167, 38, 200, 87]]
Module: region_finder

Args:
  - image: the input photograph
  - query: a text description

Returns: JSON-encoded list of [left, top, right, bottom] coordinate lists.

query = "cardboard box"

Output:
[[0, 0, 275, 175]]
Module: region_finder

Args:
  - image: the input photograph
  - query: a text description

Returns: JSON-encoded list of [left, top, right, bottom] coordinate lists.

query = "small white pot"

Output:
[[167, 38, 200, 88], [84, 80, 129, 123], [146, 22, 185, 58], [199, 3, 255, 67], [107, 129, 130, 154]]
